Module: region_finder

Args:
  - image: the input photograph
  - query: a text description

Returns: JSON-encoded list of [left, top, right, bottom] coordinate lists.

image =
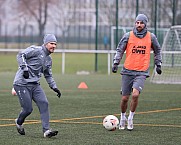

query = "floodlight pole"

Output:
[[95, 0, 98, 72], [136, 0, 139, 16], [154, 0, 157, 36], [172, 0, 176, 26], [115, 0, 119, 47]]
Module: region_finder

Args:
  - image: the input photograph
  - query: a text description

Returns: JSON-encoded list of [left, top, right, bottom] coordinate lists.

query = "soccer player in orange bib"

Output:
[[112, 14, 162, 131]]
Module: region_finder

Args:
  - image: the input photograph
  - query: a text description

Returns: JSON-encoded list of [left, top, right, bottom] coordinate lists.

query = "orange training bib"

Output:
[[124, 31, 151, 71]]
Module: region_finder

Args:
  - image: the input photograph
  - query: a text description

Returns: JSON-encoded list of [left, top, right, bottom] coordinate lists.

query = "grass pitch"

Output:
[[0, 72, 180, 145]]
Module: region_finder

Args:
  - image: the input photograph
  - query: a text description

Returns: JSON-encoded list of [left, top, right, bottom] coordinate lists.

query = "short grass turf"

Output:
[[0, 72, 180, 145]]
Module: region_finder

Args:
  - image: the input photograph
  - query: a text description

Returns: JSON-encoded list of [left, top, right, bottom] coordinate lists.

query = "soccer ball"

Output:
[[11, 88, 17, 96], [103, 115, 119, 131]]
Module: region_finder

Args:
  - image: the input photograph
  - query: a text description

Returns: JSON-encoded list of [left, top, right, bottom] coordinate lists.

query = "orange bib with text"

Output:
[[124, 31, 151, 71]]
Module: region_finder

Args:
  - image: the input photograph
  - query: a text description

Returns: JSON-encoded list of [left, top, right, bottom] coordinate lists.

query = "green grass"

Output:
[[0, 52, 108, 74], [0, 72, 181, 145], [0, 52, 155, 74], [0, 52, 180, 144]]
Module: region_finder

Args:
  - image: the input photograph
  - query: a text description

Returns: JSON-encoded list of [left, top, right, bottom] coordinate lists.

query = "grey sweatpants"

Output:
[[13, 84, 49, 133]]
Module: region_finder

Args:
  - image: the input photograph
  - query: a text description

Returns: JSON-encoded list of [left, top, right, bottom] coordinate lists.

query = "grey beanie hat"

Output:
[[135, 14, 148, 26], [43, 34, 57, 44]]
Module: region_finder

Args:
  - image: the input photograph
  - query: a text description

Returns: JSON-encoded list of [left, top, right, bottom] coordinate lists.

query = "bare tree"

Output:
[[50, 0, 76, 49], [17, 0, 54, 43], [0, 0, 8, 35]]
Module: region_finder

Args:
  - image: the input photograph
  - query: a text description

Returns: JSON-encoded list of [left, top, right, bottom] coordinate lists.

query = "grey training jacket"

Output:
[[13, 45, 57, 89]]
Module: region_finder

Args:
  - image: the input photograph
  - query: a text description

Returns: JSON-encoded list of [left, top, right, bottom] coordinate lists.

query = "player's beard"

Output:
[[136, 26, 143, 32], [49, 48, 55, 53]]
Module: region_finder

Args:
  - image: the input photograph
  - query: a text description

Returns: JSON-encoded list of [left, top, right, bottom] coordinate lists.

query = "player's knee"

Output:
[[132, 92, 139, 101], [43, 100, 49, 105], [40, 100, 49, 108], [25, 108, 33, 115], [122, 96, 129, 103]]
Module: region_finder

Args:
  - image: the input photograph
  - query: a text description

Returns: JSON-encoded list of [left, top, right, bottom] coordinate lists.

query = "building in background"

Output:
[[0, 0, 180, 49]]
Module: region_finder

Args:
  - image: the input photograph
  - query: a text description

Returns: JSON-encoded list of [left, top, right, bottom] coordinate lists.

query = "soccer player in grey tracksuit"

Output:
[[13, 34, 61, 138]]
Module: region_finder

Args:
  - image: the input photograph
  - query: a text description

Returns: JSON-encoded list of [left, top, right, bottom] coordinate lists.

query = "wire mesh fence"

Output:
[[0, 0, 180, 50]]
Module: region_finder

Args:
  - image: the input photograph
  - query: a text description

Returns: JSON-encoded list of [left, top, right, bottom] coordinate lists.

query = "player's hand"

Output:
[[23, 70, 29, 79], [53, 88, 61, 98], [112, 64, 118, 73], [156, 65, 162, 75]]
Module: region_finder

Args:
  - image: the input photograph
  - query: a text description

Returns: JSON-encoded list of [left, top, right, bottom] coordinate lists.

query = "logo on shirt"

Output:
[[132, 46, 146, 54]]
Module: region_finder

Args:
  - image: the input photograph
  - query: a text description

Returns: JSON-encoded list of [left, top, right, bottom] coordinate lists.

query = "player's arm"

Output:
[[112, 33, 129, 73], [113, 33, 129, 64], [151, 33, 162, 74], [43, 58, 61, 98], [17, 46, 36, 69], [17, 46, 38, 78]]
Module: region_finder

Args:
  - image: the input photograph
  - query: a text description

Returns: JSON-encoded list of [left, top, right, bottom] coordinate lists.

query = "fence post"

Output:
[[108, 52, 111, 75], [95, 0, 98, 72], [62, 52, 65, 74]]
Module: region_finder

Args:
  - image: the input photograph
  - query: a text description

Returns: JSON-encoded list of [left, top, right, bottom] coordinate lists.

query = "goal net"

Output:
[[150, 25, 181, 84]]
